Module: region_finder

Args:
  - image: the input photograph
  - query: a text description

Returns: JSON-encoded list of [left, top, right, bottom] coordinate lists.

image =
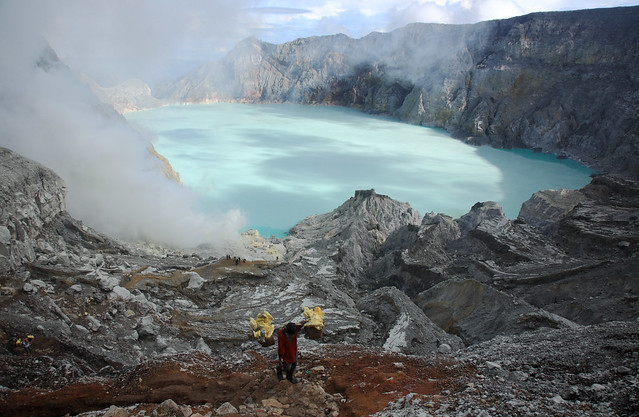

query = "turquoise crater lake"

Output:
[[127, 103, 593, 237]]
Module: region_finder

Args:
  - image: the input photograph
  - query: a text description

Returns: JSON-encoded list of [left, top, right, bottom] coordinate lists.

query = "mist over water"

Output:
[[127, 103, 593, 237]]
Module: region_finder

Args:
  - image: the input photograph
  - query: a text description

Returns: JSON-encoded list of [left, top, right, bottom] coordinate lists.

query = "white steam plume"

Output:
[[26, 0, 255, 85], [0, 1, 251, 248]]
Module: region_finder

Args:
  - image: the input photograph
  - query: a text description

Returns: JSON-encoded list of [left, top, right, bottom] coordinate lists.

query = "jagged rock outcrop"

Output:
[[284, 189, 421, 289], [363, 177, 639, 335], [554, 174, 639, 256], [413, 279, 578, 345], [518, 188, 587, 234], [456, 201, 509, 235], [159, 7, 639, 177], [500, 174, 639, 324], [454, 200, 568, 266], [367, 213, 460, 297], [365, 198, 569, 297], [356, 286, 463, 354]]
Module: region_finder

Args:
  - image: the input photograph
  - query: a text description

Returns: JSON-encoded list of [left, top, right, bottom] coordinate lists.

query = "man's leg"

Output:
[[276, 362, 284, 381], [285, 361, 298, 384]]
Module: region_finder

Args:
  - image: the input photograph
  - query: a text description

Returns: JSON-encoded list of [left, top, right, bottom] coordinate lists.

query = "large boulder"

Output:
[[518, 189, 586, 234], [452, 200, 568, 268], [456, 201, 508, 236]]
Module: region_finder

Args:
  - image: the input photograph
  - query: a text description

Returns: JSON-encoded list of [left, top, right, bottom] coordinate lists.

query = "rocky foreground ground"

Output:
[[2, 322, 638, 417], [1, 146, 638, 416]]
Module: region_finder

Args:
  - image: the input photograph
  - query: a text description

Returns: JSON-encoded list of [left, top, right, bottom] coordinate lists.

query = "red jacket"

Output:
[[278, 324, 302, 364]]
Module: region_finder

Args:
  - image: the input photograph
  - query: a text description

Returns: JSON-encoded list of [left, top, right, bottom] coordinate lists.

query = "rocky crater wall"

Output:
[[160, 6, 639, 177]]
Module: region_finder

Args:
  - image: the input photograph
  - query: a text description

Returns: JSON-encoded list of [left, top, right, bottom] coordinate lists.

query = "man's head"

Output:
[[285, 322, 297, 335]]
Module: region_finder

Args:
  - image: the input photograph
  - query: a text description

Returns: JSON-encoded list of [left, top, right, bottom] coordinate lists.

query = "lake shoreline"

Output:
[[127, 103, 593, 238]]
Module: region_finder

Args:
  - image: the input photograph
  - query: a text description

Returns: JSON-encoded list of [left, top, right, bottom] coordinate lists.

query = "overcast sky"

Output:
[[5, 0, 639, 83], [4, 0, 637, 84], [249, 0, 639, 43]]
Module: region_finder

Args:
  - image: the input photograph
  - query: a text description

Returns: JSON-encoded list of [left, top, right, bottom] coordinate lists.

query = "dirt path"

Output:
[[1, 346, 476, 417]]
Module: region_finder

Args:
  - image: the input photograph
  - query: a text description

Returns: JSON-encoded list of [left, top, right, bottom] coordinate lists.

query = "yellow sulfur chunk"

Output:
[[249, 310, 274, 342], [303, 306, 324, 330]]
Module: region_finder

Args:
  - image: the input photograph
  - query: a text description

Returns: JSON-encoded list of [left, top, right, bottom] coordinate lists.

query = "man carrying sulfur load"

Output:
[[276, 320, 305, 384]]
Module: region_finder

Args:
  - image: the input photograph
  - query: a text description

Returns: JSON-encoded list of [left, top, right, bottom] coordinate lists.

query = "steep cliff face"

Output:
[[0, 147, 66, 273], [161, 7, 639, 177], [0, 147, 121, 276]]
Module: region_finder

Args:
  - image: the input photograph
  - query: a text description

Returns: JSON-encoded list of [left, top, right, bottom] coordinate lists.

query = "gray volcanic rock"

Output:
[[410, 213, 461, 265], [158, 35, 356, 103], [358, 177, 639, 339], [367, 213, 460, 297], [456, 201, 508, 235], [497, 175, 639, 324], [0, 147, 66, 273], [284, 189, 421, 290], [374, 320, 639, 417], [413, 279, 578, 345], [456, 200, 568, 267], [366, 200, 569, 297], [503, 258, 639, 325], [460, 321, 639, 417], [554, 174, 639, 256], [160, 7, 639, 177], [356, 286, 463, 355], [518, 188, 587, 234]]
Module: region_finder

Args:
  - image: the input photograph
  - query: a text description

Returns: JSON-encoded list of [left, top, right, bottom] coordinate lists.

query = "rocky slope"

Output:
[[2, 147, 638, 416], [84, 77, 166, 114], [0, 147, 67, 273], [158, 7, 639, 177]]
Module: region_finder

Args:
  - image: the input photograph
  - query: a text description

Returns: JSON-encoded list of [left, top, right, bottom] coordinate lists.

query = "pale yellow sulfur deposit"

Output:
[[250, 310, 275, 342], [303, 306, 324, 330]]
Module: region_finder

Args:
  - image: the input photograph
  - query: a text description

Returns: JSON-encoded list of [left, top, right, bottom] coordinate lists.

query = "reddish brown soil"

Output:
[[310, 345, 472, 417], [1, 346, 476, 417]]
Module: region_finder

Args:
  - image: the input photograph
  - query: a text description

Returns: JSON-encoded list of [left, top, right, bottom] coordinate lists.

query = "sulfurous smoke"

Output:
[[0, 1, 253, 249]]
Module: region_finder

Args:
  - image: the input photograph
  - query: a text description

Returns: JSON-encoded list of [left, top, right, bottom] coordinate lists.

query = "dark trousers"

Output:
[[276, 361, 297, 380]]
